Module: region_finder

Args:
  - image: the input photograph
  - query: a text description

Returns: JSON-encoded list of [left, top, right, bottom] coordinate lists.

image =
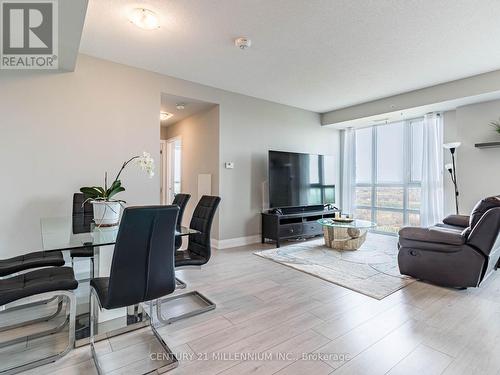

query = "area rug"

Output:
[[254, 233, 415, 300]]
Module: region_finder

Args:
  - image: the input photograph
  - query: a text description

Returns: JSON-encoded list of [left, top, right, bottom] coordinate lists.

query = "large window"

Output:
[[354, 119, 424, 234]]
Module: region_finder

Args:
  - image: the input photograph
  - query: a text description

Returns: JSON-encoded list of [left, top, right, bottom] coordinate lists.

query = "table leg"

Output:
[[323, 227, 367, 250]]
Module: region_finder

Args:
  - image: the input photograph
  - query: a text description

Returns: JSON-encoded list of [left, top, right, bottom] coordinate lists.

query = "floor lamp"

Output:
[[443, 142, 461, 215]]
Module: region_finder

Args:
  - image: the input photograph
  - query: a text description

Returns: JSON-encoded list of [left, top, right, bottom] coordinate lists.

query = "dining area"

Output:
[[0, 155, 221, 375]]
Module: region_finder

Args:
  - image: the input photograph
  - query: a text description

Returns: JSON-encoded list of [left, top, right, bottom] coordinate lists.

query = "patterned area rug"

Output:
[[254, 233, 415, 300]]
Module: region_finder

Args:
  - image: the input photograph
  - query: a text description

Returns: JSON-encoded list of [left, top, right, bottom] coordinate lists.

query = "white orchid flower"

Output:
[[80, 151, 155, 204], [137, 151, 155, 178]]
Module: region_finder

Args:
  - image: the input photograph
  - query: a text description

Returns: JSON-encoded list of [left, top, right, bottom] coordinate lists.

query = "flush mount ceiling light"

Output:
[[176, 103, 186, 110], [160, 112, 173, 121], [129, 8, 160, 30]]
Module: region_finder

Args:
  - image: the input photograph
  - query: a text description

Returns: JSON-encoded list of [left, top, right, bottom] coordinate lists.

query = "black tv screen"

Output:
[[268, 150, 335, 208]]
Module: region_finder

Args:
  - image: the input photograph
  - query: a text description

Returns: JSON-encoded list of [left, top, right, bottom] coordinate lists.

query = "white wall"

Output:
[[0, 54, 340, 257], [0, 58, 161, 258], [161, 106, 220, 239], [443, 100, 500, 215]]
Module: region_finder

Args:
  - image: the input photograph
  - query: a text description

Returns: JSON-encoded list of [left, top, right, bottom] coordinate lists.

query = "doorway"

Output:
[[160, 136, 182, 204]]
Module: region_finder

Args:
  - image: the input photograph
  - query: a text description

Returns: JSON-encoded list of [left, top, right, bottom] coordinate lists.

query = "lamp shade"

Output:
[[443, 142, 461, 149]]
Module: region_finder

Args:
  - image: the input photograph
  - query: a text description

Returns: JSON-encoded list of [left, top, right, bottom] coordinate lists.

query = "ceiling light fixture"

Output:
[[160, 112, 173, 121], [129, 8, 160, 30], [176, 103, 186, 110], [235, 37, 251, 50]]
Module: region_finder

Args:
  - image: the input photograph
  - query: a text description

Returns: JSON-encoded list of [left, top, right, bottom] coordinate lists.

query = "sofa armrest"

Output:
[[399, 227, 466, 246], [442, 214, 470, 228]]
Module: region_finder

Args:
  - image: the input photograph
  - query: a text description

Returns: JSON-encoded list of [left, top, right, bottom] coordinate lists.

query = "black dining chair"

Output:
[[157, 195, 220, 325], [0, 266, 78, 374], [0, 251, 65, 278], [70, 193, 95, 280], [172, 193, 191, 250], [171, 193, 191, 289], [0, 250, 67, 337], [89, 205, 179, 374]]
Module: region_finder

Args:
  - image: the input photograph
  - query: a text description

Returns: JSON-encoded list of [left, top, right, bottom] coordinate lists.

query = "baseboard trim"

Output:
[[212, 235, 261, 250]]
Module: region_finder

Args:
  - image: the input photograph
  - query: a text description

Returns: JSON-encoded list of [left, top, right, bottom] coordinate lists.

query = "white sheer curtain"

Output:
[[420, 113, 444, 227], [341, 128, 356, 215]]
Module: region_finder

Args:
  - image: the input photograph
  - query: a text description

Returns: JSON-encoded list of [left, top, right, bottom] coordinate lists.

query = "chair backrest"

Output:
[[106, 205, 179, 309], [469, 195, 500, 229], [188, 196, 221, 262], [72, 193, 94, 233], [467, 206, 500, 256], [172, 193, 191, 228], [73, 193, 94, 216]]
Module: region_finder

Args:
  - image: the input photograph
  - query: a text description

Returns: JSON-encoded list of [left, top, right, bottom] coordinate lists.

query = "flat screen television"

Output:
[[268, 150, 335, 208]]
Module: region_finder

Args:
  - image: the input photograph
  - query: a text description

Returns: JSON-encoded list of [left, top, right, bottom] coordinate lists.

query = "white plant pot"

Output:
[[92, 201, 121, 227]]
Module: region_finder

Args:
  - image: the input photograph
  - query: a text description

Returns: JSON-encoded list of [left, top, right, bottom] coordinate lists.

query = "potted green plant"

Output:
[[80, 152, 154, 226], [490, 119, 500, 135]]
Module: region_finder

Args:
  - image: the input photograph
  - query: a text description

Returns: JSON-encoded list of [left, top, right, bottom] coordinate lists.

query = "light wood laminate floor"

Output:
[[12, 236, 500, 375]]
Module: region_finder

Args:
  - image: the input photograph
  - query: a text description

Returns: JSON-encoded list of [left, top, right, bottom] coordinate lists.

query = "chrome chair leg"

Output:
[[156, 266, 215, 325], [150, 324, 179, 372], [89, 288, 103, 375], [0, 278, 65, 336], [156, 291, 216, 325], [0, 299, 68, 349], [175, 277, 187, 289], [89, 287, 178, 375], [0, 291, 76, 375], [0, 295, 62, 318]]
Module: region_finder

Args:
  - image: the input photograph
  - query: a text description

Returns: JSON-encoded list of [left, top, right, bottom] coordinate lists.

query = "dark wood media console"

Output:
[[261, 208, 340, 248]]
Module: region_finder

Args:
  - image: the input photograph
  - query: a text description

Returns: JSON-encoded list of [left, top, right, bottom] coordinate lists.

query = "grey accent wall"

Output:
[[219, 98, 340, 241], [0, 54, 340, 257], [443, 100, 500, 215]]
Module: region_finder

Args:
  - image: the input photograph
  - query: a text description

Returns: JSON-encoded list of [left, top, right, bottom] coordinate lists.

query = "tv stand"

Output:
[[276, 205, 325, 215], [261, 207, 340, 248]]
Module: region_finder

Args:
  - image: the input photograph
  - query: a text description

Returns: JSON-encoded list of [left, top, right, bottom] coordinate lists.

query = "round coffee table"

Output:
[[317, 218, 377, 250]]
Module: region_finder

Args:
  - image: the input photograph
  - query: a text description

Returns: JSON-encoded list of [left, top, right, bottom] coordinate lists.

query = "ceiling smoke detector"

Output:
[[235, 37, 251, 50], [176, 103, 186, 110]]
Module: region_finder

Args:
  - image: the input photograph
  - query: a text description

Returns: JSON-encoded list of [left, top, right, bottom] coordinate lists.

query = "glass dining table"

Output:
[[39, 215, 199, 346]]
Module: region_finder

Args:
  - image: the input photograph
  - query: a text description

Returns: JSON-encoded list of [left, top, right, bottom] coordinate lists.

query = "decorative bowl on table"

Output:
[[332, 217, 354, 223]]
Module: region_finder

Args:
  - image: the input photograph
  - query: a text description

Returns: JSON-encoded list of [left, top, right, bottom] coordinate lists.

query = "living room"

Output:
[[0, 1, 499, 374]]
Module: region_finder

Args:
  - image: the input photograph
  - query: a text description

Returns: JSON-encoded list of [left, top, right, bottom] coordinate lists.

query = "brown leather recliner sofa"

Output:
[[398, 196, 500, 288]]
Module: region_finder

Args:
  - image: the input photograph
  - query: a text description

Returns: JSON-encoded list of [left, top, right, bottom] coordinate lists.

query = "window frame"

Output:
[[354, 118, 423, 235]]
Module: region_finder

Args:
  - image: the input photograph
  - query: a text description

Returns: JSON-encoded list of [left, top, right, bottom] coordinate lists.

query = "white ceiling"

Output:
[[160, 93, 215, 127], [80, 0, 500, 113]]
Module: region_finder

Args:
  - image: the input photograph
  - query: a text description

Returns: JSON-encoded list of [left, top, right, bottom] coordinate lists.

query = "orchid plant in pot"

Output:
[[80, 152, 154, 227], [490, 119, 500, 135]]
